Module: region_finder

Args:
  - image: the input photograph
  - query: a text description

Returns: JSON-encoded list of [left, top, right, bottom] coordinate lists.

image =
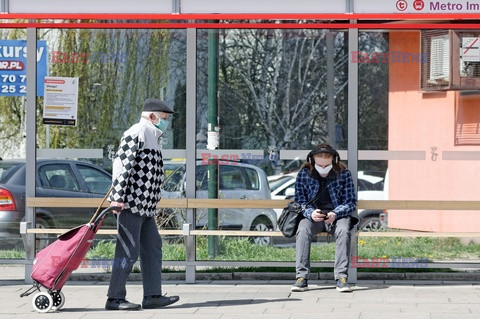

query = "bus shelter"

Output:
[[0, 0, 479, 283]]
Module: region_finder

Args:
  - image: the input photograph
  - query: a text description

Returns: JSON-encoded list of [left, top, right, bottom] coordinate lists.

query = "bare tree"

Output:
[[218, 29, 348, 152]]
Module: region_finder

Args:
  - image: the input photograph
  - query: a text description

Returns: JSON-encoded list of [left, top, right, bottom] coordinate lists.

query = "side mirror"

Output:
[[285, 187, 295, 199]]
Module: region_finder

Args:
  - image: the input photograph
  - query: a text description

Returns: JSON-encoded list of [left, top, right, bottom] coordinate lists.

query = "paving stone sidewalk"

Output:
[[1, 265, 480, 318], [2, 280, 480, 318]]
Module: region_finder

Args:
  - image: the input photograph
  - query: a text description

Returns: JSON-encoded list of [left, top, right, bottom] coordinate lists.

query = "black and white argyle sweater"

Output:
[[109, 118, 164, 217]]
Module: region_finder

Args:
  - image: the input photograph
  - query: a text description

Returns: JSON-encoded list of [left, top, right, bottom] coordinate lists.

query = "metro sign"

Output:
[[396, 0, 424, 12], [357, 0, 480, 13], [413, 0, 425, 10]]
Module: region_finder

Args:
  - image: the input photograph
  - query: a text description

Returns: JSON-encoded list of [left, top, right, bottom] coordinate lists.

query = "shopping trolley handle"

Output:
[[92, 206, 122, 227]]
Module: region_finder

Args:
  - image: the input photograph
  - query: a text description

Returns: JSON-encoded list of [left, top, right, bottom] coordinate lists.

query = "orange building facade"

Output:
[[388, 31, 480, 232]]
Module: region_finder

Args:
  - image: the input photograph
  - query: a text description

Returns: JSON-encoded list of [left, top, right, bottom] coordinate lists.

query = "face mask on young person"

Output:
[[315, 164, 333, 176]]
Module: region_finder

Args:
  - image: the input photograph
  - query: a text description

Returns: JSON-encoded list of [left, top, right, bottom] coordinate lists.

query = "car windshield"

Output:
[[269, 176, 294, 192], [0, 162, 22, 183], [163, 161, 185, 179], [163, 165, 186, 192], [358, 177, 384, 191]]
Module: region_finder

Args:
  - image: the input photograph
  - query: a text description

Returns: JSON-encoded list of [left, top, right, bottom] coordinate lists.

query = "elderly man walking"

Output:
[[105, 98, 180, 310]]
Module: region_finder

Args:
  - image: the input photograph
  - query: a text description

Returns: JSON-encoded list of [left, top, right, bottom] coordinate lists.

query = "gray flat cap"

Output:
[[142, 98, 174, 113]]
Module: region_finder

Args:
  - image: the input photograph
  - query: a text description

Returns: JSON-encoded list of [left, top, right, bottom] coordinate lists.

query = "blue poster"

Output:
[[0, 40, 48, 96]]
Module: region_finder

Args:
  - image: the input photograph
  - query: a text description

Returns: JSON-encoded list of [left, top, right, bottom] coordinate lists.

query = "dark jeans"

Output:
[[295, 217, 351, 280], [107, 211, 163, 299]]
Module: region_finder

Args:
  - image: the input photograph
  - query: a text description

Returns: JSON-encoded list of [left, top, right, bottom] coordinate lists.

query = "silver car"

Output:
[[0, 159, 113, 249], [160, 161, 277, 245]]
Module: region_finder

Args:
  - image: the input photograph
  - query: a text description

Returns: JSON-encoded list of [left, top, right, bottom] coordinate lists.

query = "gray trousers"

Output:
[[107, 211, 163, 299], [295, 217, 351, 280]]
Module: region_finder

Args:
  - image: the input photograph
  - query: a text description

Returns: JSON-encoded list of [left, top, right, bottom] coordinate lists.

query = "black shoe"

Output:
[[336, 277, 352, 293], [105, 298, 141, 310], [291, 277, 308, 292], [142, 295, 180, 309]]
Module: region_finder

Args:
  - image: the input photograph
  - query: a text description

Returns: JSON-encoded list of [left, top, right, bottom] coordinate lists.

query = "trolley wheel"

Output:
[[50, 291, 65, 310], [32, 292, 54, 313]]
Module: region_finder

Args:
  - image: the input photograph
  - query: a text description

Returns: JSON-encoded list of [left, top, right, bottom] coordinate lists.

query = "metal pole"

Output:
[[207, 27, 219, 258], [326, 32, 336, 147], [172, 0, 180, 13], [1, 0, 8, 13], [346, 0, 353, 13], [347, 25, 359, 284], [45, 125, 50, 148], [185, 27, 197, 283], [24, 26, 37, 284]]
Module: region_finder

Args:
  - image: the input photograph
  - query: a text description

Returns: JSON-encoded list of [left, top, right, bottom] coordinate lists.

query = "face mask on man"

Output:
[[315, 164, 332, 176], [153, 118, 169, 133]]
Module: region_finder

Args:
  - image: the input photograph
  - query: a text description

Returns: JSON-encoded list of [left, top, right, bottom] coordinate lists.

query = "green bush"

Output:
[[357, 237, 480, 260], [0, 249, 25, 259], [85, 240, 115, 259]]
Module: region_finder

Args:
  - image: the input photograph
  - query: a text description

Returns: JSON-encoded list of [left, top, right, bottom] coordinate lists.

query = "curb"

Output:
[[68, 271, 480, 282]]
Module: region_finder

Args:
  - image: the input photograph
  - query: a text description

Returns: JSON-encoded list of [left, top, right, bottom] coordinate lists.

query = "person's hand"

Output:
[[110, 201, 124, 214], [311, 209, 327, 222], [325, 212, 336, 224]]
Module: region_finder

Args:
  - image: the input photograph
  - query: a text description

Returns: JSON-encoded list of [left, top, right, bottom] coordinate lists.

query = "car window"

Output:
[[220, 166, 246, 190], [38, 164, 80, 191], [77, 165, 111, 194], [163, 164, 261, 192], [244, 167, 260, 190], [0, 162, 22, 183]]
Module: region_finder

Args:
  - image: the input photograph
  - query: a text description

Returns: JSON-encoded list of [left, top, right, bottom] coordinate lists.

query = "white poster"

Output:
[[43, 77, 79, 126]]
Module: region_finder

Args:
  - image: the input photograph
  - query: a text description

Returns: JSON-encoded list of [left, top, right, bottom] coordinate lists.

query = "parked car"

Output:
[[0, 159, 113, 249], [160, 161, 277, 245], [268, 171, 387, 231], [356, 171, 387, 230], [268, 172, 297, 197]]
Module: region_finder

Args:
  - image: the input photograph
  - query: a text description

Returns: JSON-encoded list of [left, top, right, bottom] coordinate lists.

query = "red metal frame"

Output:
[[0, 13, 479, 29], [0, 22, 480, 30], [0, 13, 480, 20]]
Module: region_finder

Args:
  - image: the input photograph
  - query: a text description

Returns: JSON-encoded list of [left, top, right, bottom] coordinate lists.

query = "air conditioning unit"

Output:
[[420, 30, 480, 91], [429, 35, 450, 83]]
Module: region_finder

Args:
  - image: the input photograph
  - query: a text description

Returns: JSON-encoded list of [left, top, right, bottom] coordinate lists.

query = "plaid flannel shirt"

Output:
[[294, 167, 357, 221]]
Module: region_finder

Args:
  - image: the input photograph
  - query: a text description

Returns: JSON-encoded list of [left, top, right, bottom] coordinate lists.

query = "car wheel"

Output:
[[359, 216, 384, 231], [249, 217, 273, 246]]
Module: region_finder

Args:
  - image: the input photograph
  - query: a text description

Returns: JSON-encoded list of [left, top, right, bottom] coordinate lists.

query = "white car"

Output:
[[268, 171, 387, 231]]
